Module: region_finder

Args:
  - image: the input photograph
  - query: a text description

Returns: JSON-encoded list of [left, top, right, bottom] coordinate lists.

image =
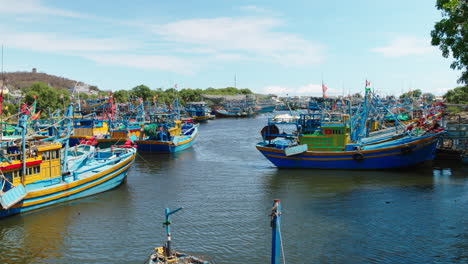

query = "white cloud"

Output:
[[0, 0, 85, 18], [85, 54, 195, 75], [371, 36, 436, 57], [152, 17, 324, 66], [239, 5, 274, 14], [0, 29, 134, 53], [262, 83, 329, 96]]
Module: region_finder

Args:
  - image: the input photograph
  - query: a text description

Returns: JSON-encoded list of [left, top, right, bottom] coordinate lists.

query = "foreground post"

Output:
[[271, 199, 282, 264]]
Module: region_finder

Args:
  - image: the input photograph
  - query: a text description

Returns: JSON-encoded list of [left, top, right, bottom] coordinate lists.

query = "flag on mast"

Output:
[[322, 83, 328, 98], [365, 80, 371, 92]]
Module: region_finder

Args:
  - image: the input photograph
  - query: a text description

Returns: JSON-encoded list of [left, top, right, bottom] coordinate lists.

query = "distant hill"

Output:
[[2, 70, 98, 91]]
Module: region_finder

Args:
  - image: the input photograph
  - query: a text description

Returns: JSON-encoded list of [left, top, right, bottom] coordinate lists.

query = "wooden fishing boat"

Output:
[[215, 107, 256, 118], [0, 105, 137, 218], [134, 114, 198, 153], [147, 207, 211, 264], [185, 102, 211, 123], [257, 90, 445, 170], [69, 115, 109, 146]]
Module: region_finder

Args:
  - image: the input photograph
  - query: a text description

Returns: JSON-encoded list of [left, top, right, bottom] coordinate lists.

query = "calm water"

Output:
[[0, 114, 467, 264]]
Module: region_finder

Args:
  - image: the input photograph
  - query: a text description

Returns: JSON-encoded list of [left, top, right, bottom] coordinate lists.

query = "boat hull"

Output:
[[0, 151, 136, 218], [135, 127, 197, 153], [255, 105, 276, 113], [256, 134, 440, 170], [192, 115, 210, 123]]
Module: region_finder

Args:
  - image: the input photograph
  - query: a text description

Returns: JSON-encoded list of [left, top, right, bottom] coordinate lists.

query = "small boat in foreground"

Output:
[[147, 207, 211, 264]]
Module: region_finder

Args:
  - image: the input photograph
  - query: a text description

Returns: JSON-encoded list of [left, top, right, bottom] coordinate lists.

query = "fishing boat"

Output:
[[96, 102, 145, 148], [134, 113, 198, 153], [147, 207, 211, 264], [69, 114, 109, 146], [0, 105, 137, 218], [255, 98, 277, 113], [256, 90, 445, 170], [185, 102, 211, 123], [214, 107, 256, 118]]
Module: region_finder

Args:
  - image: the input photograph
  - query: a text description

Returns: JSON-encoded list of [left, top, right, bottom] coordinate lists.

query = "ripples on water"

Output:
[[0, 114, 467, 264]]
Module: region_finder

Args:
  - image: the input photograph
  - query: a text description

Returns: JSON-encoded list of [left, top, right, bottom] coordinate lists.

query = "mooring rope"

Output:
[[279, 220, 286, 264]]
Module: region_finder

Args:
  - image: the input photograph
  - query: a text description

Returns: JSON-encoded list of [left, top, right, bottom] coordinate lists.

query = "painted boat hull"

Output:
[[96, 138, 127, 148], [0, 150, 136, 218], [192, 115, 210, 123], [256, 134, 441, 170], [135, 126, 198, 153], [255, 105, 276, 113]]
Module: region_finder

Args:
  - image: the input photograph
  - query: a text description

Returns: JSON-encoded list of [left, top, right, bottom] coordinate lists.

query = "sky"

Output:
[[0, 0, 462, 97]]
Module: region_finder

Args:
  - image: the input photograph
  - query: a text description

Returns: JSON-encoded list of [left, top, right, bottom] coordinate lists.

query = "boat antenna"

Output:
[[234, 73, 237, 89], [1, 44, 4, 82], [163, 207, 183, 258]]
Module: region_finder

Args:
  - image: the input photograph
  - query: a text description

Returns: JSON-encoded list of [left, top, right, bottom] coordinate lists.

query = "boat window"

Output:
[[42, 151, 49, 161]]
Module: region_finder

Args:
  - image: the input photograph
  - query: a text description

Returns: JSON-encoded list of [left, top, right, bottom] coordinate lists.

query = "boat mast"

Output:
[[163, 207, 183, 257], [60, 103, 74, 175], [271, 199, 282, 264], [17, 113, 29, 184]]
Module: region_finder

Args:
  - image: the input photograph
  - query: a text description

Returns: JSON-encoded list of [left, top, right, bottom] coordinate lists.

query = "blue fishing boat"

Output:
[[0, 105, 137, 218], [147, 207, 211, 264], [185, 102, 211, 123], [255, 105, 276, 113], [215, 107, 256, 118], [256, 90, 445, 170], [134, 114, 198, 153]]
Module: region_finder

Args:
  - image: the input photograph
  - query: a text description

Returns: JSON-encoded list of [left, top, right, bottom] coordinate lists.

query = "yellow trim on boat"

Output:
[[24, 152, 136, 199], [17, 159, 134, 208]]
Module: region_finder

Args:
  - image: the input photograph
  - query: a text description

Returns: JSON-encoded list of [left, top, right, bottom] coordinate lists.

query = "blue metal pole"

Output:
[[271, 199, 282, 264], [164, 207, 183, 257]]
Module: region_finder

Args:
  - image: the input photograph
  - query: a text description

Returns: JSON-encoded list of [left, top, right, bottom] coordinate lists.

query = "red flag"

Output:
[[21, 103, 30, 115], [365, 80, 371, 87], [31, 110, 41, 120], [322, 84, 328, 98]]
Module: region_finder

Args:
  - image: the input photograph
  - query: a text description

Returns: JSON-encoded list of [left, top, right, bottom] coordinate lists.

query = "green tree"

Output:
[[24, 82, 59, 115], [131, 85, 154, 101], [113, 90, 129, 103], [443, 85, 468, 104], [431, 0, 468, 84], [422, 92, 436, 103], [400, 89, 422, 99]]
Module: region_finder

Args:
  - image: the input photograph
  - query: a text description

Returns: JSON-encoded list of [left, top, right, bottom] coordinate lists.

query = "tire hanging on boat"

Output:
[[261, 125, 279, 141], [400, 145, 412, 155], [352, 152, 364, 162]]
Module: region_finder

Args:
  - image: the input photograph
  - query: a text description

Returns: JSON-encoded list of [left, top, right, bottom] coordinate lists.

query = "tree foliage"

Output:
[[431, 0, 468, 84], [111, 86, 253, 105], [400, 89, 422, 99], [23, 82, 71, 117], [130, 85, 154, 101], [443, 85, 468, 104]]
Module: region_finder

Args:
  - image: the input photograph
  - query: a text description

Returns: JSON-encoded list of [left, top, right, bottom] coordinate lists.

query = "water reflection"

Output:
[[0, 116, 466, 264]]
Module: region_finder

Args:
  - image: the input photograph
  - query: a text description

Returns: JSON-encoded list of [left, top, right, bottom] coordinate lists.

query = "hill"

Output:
[[1, 70, 98, 91]]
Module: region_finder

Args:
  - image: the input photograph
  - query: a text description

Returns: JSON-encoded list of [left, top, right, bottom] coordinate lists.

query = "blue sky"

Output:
[[0, 0, 461, 96]]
